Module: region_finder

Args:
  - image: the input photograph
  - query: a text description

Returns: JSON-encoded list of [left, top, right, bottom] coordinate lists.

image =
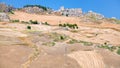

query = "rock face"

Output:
[[22, 7, 44, 13], [0, 13, 10, 22], [58, 6, 83, 17], [0, 3, 14, 12]]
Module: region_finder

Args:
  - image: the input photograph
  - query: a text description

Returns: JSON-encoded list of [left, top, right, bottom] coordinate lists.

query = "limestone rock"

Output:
[[0, 12, 10, 22]]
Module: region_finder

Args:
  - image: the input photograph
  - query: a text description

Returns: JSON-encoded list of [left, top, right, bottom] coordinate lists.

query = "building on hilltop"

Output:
[[58, 6, 83, 17], [85, 10, 104, 20]]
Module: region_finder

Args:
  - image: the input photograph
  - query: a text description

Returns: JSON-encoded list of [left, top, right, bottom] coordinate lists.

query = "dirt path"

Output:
[[19, 37, 40, 68]]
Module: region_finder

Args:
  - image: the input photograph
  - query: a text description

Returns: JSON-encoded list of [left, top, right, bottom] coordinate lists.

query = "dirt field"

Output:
[[0, 11, 120, 68]]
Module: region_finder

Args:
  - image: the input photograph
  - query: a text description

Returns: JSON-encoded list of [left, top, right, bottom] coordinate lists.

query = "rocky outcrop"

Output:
[[0, 12, 10, 22], [21, 5, 53, 14], [0, 3, 14, 12], [22, 7, 44, 13]]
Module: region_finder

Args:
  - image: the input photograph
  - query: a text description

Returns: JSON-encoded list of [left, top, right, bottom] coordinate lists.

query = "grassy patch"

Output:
[[11, 19, 20, 23], [67, 39, 78, 44], [79, 41, 93, 46], [42, 42, 55, 47], [97, 44, 116, 51]]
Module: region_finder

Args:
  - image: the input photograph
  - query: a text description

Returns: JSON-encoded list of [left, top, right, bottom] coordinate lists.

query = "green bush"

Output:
[[67, 39, 78, 44], [44, 22, 50, 25], [27, 25, 31, 29], [9, 11, 14, 14], [21, 21, 29, 24], [59, 24, 62, 26], [11, 19, 20, 22], [117, 48, 120, 55], [60, 36, 64, 40], [29, 20, 39, 24], [98, 44, 116, 51], [59, 23, 78, 29], [24, 5, 48, 11]]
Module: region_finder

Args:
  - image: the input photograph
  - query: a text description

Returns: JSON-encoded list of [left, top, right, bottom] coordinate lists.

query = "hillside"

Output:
[[0, 10, 120, 68]]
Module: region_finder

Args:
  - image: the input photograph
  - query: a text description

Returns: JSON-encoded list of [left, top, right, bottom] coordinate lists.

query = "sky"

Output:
[[0, 0, 120, 19]]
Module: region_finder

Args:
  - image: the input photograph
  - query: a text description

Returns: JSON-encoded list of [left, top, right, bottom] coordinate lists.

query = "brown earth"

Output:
[[0, 11, 120, 68]]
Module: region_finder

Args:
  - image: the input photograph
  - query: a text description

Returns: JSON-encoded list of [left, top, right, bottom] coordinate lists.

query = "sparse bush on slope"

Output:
[[29, 20, 39, 24], [117, 48, 120, 55], [59, 23, 79, 29], [27, 25, 31, 29], [11, 19, 20, 22], [24, 5, 48, 11]]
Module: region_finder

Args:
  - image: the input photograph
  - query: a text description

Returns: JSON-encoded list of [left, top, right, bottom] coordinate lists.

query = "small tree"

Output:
[[59, 24, 62, 27], [27, 25, 31, 29]]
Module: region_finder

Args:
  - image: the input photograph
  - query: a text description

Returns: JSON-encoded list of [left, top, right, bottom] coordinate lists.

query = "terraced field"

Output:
[[0, 11, 120, 68]]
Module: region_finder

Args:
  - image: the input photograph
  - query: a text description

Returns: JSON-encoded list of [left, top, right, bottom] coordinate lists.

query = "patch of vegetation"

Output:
[[11, 19, 20, 23], [79, 41, 93, 46], [42, 42, 55, 47], [59, 23, 78, 29], [27, 25, 31, 29], [41, 22, 50, 25], [66, 14, 69, 17], [48, 32, 69, 42], [29, 20, 39, 24], [97, 43, 116, 51], [9, 10, 14, 14], [44, 22, 50, 25], [24, 5, 49, 11], [67, 39, 78, 44], [117, 48, 120, 55], [21, 21, 29, 24]]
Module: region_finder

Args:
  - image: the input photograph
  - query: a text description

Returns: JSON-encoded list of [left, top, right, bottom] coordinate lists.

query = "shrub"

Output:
[[60, 36, 64, 40], [66, 14, 69, 17], [59, 24, 62, 27], [44, 22, 49, 25], [117, 48, 120, 55], [98, 44, 116, 51], [24, 5, 48, 11], [27, 25, 31, 29], [11, 19, 20, 22], [21, 21, 29, 24], [59, 23, 78, 29], [29, 20, 39, 24], [9, 11, 14, 14], [67, 39, 78, 44]]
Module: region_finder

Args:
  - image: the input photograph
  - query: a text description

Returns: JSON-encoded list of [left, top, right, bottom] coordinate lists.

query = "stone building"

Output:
[[59, 6, 83, 17], [85, 11, 104, 20]]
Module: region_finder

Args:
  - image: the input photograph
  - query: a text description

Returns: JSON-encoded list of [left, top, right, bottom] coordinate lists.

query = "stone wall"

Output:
[[58, 6, 83, 17]]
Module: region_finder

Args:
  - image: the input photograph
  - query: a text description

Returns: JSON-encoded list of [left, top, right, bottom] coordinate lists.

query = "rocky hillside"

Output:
[[0, 11, 120, 68], [0, 3, 120, 68]]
